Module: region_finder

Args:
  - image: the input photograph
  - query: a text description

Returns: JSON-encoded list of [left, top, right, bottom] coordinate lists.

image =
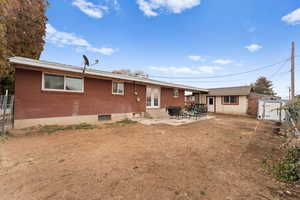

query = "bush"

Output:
[[271, 146, 300, 183], [284, 99, 300, 126]]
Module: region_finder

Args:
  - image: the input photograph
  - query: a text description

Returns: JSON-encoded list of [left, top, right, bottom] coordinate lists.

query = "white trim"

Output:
[[10, 57, 208, 92], [112, 81, 124, 95], [42, 72, 84, 93]]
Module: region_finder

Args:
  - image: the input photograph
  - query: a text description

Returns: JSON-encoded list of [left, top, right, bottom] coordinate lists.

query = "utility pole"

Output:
[[291, 41, 295, 101]]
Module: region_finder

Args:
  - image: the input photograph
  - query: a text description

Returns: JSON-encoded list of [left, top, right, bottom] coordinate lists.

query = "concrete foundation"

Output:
[[14, 112, 144, 129]]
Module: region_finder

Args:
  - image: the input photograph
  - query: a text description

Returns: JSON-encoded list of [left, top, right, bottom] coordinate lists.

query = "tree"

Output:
[[252, 76, 276, 95], [0, 0, 48, 94]]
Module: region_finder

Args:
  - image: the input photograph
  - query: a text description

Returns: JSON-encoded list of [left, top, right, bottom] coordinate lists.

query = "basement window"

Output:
[[43, 73, 84, 92], [112, 82, 124, 95], [223, 96, 238, 105]]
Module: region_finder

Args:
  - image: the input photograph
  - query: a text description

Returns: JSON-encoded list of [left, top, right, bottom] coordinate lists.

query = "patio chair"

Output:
[[186, 103, 208, 120]]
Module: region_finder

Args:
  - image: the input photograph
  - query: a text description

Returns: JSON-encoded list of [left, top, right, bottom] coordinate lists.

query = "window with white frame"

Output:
[[112, 82, 124, 95], [43, 73, 84, 92], [223, 96, 238, 105], [173, 88, 179, 98]]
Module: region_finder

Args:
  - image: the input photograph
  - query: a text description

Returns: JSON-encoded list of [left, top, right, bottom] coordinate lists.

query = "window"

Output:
[[223, 96, 238, 105], [66, 77, 83, 91], [209, 97, 214, 105], [112, 82, 124, 95], [44, 74, 64, 90], [173, 89, 179, 98], [43, 73, 84, 92]]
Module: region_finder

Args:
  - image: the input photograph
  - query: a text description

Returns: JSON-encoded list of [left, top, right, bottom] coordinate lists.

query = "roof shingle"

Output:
[[208, 86, 252, 96]]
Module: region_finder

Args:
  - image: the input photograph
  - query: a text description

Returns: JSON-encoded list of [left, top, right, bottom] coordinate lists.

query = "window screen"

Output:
[[44, 74, 64, 90], [66, 76, 83, 91]]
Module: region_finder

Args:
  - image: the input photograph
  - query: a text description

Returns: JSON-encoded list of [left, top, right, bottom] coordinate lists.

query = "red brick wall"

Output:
[[161, 88, 185, 108], [15, 68, 147, 119], [247, 93, 259, 116]]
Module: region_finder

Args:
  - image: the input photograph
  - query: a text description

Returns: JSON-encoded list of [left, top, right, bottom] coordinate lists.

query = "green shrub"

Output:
[[271, 146, 300, 183], [283, 99, 300, 127]]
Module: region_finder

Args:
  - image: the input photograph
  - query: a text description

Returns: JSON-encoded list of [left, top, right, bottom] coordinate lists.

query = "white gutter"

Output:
[[9, 57, 208, 92]]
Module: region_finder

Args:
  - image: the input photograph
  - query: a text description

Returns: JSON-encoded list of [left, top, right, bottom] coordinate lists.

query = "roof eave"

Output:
[[9, 57, 208, 92]]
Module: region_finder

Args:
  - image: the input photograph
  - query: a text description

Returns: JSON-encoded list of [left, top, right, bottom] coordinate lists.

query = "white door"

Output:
[[207, 97, 215, 112], [146, 86, 161, 108]]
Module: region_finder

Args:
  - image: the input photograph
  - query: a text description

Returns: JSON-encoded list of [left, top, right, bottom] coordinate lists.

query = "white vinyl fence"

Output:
[[257, 99, 287, 122]]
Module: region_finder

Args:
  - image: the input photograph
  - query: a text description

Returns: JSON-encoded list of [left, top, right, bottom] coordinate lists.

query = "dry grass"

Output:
[[1, 115, 299, 200]]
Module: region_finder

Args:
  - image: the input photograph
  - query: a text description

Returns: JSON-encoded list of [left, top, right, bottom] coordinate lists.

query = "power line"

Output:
[[268, 59, 289, 79], [149, 58, 291, 80], [168, 60, 291, 84], [175, 69, 291, 84]]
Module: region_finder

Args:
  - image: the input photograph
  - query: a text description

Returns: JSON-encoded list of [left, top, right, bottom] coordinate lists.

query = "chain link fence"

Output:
[[0, 95, 14, 134]]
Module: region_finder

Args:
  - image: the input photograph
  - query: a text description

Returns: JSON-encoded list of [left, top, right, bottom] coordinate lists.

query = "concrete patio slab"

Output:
[[132, 115, 215, 126]]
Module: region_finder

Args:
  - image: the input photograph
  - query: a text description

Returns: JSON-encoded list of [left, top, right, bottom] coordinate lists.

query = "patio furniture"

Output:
[[186, 103, 208, 120], [166, 106, 182, 119], [167, 104, 208, 120]]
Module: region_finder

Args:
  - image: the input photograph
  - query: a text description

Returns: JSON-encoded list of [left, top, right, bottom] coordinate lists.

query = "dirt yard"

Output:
[[0, 115, 299, 200]]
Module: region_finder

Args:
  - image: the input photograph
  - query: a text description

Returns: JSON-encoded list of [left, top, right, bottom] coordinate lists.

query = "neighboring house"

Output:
[[205, 86, 252, 115], [9, 57, 208, 128], [185, 85, 280, 116]]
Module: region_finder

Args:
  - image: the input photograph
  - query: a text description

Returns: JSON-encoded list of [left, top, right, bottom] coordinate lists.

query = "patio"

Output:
[[133, 115, 214, 126]]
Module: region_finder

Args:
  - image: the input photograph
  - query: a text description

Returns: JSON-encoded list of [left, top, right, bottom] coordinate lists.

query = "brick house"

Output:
[[9, 57, 208, 128]]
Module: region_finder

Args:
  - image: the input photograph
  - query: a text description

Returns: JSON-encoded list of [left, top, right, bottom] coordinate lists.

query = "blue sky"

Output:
[[42, 0, 300, 98]]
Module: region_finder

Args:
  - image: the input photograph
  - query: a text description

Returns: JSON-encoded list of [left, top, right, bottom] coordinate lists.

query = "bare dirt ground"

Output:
[[0, 114, 299, 200]]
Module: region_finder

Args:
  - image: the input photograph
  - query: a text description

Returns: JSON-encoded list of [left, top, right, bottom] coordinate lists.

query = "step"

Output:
[[145, 108, 169, 119]]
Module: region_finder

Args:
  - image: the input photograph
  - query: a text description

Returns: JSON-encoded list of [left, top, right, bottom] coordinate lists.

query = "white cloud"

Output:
[[86, 46, 117, 55], [212, 59, 233, 65], [72, 0, 119, 18], [187, 55, 205, 62], [282, 8, 300, 25], [46, 24, 117, 55], [136, 0, 201, 17], [198, 66, 222, 74], [245, 44, 263, 52]]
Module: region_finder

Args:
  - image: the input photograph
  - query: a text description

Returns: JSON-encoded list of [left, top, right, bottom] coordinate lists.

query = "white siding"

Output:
[[215, 96, 248, 115]]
